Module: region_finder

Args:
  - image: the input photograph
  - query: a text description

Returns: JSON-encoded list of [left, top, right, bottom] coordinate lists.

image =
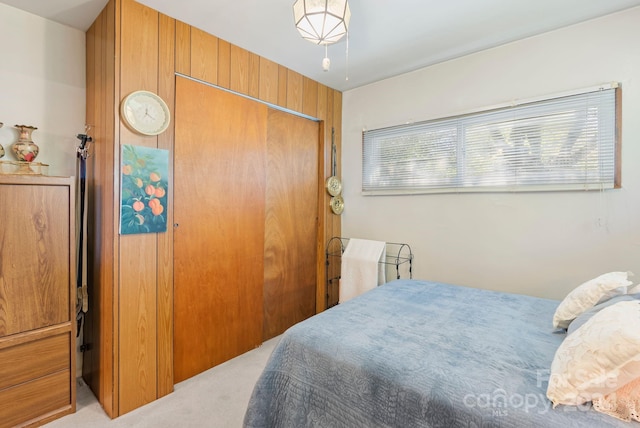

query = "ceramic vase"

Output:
[[13, 125, 39, 162]]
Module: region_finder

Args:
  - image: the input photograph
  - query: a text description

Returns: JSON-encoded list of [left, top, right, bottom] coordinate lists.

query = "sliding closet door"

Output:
[[173, 76, 267, 383], [263, 109, 319, 340]]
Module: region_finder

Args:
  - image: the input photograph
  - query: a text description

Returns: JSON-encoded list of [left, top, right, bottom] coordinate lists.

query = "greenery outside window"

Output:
[[362, 84, 620, 194]]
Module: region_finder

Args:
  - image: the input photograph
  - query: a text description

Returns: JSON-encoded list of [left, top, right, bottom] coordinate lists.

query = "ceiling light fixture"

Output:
[[293, 0, 351, 74]]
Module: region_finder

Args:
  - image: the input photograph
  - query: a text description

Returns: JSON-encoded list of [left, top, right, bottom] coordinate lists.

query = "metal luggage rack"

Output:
[[325, 237, 413, 308]]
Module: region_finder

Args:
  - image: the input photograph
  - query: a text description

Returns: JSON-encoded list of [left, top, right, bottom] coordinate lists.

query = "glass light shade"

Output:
[[293, 0, 351, 45]]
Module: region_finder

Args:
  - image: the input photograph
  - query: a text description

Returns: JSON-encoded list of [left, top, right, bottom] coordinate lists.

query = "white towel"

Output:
[[339, 239, 386, 303]]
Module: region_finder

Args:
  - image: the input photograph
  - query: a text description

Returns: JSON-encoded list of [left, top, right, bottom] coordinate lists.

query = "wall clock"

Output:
[[120, 90, 171, 136]]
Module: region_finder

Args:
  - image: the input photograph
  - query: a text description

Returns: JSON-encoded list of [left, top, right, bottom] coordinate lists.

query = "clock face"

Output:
[[121, 91, 171, 136]]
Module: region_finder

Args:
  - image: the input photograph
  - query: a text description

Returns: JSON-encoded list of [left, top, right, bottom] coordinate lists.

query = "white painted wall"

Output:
[[0, 4, 86, 377], [0, 3, 86, 177], [342, 7, 640, 300]]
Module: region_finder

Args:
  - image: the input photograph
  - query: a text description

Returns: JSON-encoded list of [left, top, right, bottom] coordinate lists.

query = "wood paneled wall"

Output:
[[84, 0, 342, 418], [84, 0, 117, 416]]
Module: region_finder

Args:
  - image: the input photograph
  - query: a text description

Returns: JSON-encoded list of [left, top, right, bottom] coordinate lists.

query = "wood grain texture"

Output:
[[120, 0, 158, 94], [0, 183, 70, 336], [315, 84, 330, 310], [175, 20, 191, 76], [110, 2, 121, 414], [0, 323, 69, 351], [190, 27, 218, 85], [0, 333, 69, 390], [83, 0, 118, 417], [263, 109, 319, 340], [331, 89, 343, 242], [118, 235, 158, 414], [259, 57, 279, 105], [302, 77, 318, 118], [156, 12, 176, 399], [248, 52, 260, 99], [84, 0, 342, 416], [327, 89, 342, 307], [217, 39, 231, 89], [0, 370, 71, 428], [278, 65, 288, 108], [314, 124, 325, 312], [118, 0, 159, 414], [103, 0, 118, 415], [173, 76, 266, 383], [286, 69, 304, 112], [316, 84, 328, 121], [230, 44, 249, 95], [0, 176, 76, 427]]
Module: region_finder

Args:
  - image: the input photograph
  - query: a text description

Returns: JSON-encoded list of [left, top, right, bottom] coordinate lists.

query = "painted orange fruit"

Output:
[[132, 200, 144, 212], [151, 202, 164, 216]]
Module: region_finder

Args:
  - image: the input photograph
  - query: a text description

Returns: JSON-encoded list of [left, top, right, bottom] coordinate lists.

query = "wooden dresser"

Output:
[[0, 175, 76, 427]]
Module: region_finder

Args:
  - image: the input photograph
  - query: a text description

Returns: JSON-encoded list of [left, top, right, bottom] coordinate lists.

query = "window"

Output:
[[362, 85, 620, 194]]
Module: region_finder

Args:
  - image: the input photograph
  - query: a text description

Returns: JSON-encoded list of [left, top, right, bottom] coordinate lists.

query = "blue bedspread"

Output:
[[244, 280, 631, 427]]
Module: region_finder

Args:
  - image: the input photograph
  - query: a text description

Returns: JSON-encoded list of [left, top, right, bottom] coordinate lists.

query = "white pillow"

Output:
[[552, 272, 632, 329], [547, 300, 640, 407], [566, 294, 639, 335], [629, 284, 640, 294]]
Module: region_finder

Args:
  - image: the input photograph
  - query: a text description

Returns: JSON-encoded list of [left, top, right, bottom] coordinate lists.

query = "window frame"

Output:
[[362, 84, 621, 195]]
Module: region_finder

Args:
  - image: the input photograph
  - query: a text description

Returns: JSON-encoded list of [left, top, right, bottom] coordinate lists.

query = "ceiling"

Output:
[[3, 0, 640, 92]]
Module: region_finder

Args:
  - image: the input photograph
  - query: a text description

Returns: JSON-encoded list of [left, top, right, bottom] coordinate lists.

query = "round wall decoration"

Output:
[[330, 195, 344, 215], [120, 90, 171, 136]]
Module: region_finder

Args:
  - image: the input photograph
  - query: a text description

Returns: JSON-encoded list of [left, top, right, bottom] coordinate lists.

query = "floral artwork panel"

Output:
[[120, 144, 169, 235]]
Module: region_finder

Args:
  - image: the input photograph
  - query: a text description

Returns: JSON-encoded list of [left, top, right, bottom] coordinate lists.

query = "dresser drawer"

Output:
[[0, 370, 71, 428], [0, 332, 70, 390]]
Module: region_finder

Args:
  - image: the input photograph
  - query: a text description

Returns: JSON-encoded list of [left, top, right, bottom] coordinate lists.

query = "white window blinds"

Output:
[[362, 85, 620, 194]]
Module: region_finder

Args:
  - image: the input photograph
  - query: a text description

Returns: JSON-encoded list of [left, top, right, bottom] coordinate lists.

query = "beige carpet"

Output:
[[45, 336, 280, 428]]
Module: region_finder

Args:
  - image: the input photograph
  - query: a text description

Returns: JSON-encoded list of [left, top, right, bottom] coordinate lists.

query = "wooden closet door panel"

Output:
[[263, 109, 319, 340], [173, 76, 267, 383]]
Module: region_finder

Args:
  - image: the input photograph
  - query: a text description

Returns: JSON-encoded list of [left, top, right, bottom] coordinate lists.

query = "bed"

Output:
[[243, 279, 636, 427]]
